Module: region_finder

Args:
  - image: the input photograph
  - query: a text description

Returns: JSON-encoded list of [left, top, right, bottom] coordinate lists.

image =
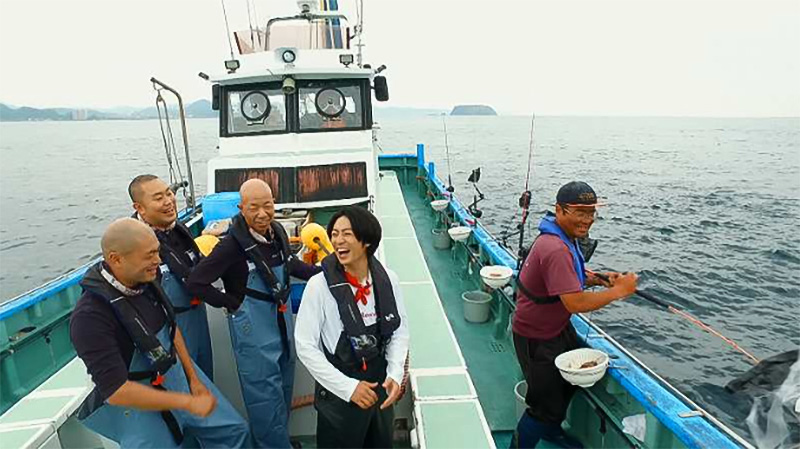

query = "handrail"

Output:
[[149, 77, 196, 211], [265, 13, 348, 50]]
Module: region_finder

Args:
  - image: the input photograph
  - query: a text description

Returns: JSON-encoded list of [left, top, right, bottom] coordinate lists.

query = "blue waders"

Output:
[[160, 263, 214, 380], [229, 262, 295, 448], [79, 326, 249, 448]]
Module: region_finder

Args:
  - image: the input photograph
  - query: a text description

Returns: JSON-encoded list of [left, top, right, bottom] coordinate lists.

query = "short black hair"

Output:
[[128, 174, 160, 202], [327, 206, 382, 258]]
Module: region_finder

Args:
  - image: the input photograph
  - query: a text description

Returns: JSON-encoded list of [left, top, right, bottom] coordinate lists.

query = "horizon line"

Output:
[[1, 101, 798, 120]]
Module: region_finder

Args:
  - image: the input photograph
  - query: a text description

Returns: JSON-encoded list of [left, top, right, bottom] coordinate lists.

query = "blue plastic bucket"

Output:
[[202, 192, 241, 226]]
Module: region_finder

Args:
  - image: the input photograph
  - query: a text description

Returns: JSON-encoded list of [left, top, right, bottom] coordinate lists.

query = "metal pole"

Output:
[[150, 77, 196, 211]]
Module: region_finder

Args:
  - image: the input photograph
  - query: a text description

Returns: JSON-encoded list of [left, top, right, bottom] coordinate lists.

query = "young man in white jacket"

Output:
[[295, 206, 409, 448]]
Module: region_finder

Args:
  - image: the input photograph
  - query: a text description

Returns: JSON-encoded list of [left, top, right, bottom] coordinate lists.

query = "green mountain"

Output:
[[0, 104, 70, 121], [185, 99, 217, 118], [132, 99, 217, 119]]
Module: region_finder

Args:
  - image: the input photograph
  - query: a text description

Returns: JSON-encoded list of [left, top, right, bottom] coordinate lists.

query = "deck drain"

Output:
[[490, 342, 506, 353]]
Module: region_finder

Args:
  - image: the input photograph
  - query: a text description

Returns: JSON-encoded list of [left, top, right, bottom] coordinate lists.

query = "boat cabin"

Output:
[[206, 5, 387, 213]]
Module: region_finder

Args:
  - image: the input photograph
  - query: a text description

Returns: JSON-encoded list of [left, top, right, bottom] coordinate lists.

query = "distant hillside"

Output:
[[450, 104, 497, 116], [185, 99, 217, 118], [1, 101, 460, 121], [133, 99, 217, 119], [0, 104, 70, 121], [0, 100, 217, 122]]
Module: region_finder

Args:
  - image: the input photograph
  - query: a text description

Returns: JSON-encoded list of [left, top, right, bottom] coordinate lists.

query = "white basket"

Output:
[[430, 199, 449, 212], [479, 265, 513, 289], [554, 348, 609, 388], [448, 226, 472, 242]]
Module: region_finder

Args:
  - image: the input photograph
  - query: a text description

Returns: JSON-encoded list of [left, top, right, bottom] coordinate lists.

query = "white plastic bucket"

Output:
[[462, 291, 492, 323], [514, 380, 528, 421]]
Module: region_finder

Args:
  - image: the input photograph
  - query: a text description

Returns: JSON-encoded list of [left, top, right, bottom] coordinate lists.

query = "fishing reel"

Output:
[[467, 168, 485, 218], [519, 190, 531, 209], [500, 190, 533, 249]]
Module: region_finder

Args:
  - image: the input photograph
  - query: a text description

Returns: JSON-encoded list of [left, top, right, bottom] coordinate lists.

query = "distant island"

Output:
[[0, 100, 217, 122], [450, 105, 497, 116]]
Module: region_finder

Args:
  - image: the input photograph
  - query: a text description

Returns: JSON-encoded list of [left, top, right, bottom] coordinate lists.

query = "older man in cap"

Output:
[[512, 181, 638, 448]]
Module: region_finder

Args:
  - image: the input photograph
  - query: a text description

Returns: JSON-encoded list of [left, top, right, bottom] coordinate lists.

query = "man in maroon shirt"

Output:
[[512, 181, 638, 448]]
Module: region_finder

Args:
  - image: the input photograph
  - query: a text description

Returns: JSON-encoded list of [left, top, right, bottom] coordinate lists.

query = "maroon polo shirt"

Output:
[[512, 234, 583, 340]]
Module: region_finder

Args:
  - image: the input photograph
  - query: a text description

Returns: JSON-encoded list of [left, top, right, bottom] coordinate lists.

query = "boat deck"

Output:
[[382, 172, 522, 422], [378, 169, 570, 449], [376, 171, 497, 448], [0, 357, 92, 448]]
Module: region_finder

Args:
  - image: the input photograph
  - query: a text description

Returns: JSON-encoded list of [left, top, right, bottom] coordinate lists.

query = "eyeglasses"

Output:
[[563, 207, 598, 221]]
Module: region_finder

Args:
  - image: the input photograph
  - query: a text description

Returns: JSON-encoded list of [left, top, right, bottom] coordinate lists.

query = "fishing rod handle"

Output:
[[634, 290, 671, 309], [591, 271, 670, 308]]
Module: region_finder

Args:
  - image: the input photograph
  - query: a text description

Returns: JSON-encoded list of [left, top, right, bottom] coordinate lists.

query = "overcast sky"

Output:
[[1, 0, 798, 116]]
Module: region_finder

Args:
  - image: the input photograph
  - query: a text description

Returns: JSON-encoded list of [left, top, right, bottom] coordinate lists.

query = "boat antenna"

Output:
[[355, 0, 365, 66], [246, 0, 256, 50], [220, 0, 236, 60], [442, 116, 455, 193], [252, 0, 263, 49]]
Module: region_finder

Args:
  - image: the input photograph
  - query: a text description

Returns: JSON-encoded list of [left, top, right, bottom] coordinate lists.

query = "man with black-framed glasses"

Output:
[[512, 181, 638, 448]]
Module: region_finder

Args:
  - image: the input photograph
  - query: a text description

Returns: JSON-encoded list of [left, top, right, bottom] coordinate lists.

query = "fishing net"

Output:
[[727, 350, 800, 448]]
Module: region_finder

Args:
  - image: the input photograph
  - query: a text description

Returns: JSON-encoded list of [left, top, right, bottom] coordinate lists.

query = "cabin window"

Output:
[[220, 79, 371, 137], [226, 87, 287, 135], [298, 81, 364, 132]]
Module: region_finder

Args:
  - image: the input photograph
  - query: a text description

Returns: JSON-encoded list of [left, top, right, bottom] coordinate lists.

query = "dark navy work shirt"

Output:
[[187, 232, 320, 310], [70, 289, 167, 401]]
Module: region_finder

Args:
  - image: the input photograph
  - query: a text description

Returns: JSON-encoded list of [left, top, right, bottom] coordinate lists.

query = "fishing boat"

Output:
[[0, 1, 756, 448]]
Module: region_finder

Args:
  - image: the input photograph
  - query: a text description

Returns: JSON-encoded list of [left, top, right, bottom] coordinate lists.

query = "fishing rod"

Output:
[[500, 114, 535, 268], [591, 271, 760, 365], [518, 114, 535, 263], [442, 116, 455, 193]]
